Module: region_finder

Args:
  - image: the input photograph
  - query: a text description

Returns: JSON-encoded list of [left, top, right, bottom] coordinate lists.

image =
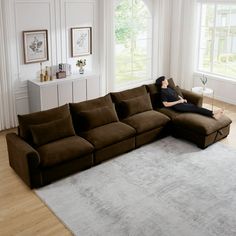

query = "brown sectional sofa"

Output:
[[6, 81, 232, 188]]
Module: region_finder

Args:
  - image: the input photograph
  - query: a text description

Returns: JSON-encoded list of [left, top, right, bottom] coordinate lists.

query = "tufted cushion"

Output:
[[18, 104, 70, 144], [120, 94, 153, 118], [30, 115, 75, 147], [77, 106, 119, 132]]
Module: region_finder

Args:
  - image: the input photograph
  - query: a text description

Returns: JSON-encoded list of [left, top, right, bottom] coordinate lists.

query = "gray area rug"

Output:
[[35, 137, 236, 236]]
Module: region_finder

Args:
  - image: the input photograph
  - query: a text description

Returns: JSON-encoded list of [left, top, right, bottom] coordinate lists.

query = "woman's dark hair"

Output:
[[155, 76, 165, 87]]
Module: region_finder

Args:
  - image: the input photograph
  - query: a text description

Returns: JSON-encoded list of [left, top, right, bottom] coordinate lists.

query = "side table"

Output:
[[191, 87, 214, 111]]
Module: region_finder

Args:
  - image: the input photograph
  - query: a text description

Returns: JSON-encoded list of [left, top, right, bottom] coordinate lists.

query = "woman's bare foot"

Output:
[[213, 108, 224, 120]]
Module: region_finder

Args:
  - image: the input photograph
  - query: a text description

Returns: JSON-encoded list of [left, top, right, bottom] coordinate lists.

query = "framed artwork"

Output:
[[71, 27, 92, 57], [23, 30, 48, 64]]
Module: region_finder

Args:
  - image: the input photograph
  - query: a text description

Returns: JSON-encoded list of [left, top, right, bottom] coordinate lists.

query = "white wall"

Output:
[[2, 0, 99, 115]]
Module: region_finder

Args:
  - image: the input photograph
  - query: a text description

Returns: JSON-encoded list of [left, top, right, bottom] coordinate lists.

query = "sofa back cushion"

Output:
[[18, 104, 70, 143], [145, 83, 162, 109], [110, 85, 148, 119], [78, 106, 119, 131], [30, 115, 75, 147], [70, 94, 118, 132], [120, 94, 153, 118]]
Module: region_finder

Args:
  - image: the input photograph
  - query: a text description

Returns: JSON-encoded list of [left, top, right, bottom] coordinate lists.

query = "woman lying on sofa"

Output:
[[156, 76, 223, 120]]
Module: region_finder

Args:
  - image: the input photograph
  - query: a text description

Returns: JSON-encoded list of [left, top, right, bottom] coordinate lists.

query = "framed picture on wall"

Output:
[[71, 27, 92, 57], [23, 29, 49, 64]]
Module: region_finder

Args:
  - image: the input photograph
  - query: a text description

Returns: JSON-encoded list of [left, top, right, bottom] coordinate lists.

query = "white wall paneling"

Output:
[[60, 0, 99, 74], [3, 0, 99, 115], [87, 76, 100, 100]]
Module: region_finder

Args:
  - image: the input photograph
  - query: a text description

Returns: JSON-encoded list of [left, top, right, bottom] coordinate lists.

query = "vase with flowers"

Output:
[[76, 59, 86, 74], [200, 74, 208, 91]]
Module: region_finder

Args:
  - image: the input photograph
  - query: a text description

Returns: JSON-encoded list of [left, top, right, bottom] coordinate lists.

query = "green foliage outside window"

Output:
[[115, 0, 152, 85]]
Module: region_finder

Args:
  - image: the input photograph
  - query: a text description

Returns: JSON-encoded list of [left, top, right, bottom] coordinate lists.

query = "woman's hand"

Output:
[[178, 96, 187, 103], [178, 98, 185, 104]]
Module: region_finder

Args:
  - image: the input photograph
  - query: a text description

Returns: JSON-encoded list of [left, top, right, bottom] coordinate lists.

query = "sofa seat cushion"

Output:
[[173, 113, 232, 135], [157, 107, 181, 120], [37, 136, 94, 167], [80, 122, 136, 149], [122, 110, 170, 134]]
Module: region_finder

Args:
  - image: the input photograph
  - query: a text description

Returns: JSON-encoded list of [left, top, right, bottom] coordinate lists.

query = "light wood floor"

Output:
[[0, 99, 235, 236]]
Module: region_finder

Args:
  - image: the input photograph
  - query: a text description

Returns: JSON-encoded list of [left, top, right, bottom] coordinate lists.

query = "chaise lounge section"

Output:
[[146, 79, 232, 148]]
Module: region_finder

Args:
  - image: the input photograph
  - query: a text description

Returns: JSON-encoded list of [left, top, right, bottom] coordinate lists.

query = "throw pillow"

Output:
[[77, 106, 119, 132], [18, 104, 70, 143], [120, 93, 153, 118], [30, 115, 75, 147]]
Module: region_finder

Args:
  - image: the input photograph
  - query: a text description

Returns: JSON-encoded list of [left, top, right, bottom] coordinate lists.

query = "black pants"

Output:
[[173, 103, 213, 117]]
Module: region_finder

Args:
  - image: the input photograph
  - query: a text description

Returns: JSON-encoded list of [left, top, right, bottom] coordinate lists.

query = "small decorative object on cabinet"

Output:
[[44, 66, 49, 81], [76, 59, 86, 74], [40, 62, 44, 82], [56, 63, 66, 79]]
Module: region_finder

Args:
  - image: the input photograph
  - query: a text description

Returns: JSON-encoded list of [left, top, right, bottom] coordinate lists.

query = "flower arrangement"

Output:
[[76, 59, 86, 67], [200, 74, 207, 90], [76, 59, 86, 74]]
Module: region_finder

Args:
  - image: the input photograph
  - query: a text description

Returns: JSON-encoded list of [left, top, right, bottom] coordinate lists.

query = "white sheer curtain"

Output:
[[0, 0, 17, 131], [99, 0, 116, 94], [169, 0, 198, 89], [152, 0, 173, 79]]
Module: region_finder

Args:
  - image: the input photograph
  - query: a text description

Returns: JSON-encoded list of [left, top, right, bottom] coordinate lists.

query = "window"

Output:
[[114, 0, 152, 88], [197, 3, 236, 79]]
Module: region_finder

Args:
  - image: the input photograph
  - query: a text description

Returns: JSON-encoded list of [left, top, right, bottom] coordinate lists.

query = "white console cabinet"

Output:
[[28, 73, 100, 112]]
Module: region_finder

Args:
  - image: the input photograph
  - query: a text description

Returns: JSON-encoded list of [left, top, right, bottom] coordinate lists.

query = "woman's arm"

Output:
[[163, 98, 184, 107]]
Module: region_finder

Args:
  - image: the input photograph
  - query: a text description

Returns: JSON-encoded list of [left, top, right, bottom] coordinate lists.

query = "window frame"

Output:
[[196, 2, 236, 81]]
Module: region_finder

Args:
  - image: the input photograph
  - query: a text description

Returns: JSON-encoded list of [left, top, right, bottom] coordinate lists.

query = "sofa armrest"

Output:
[[6, 133, 41, 188], [181, 88, 203, 107]]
